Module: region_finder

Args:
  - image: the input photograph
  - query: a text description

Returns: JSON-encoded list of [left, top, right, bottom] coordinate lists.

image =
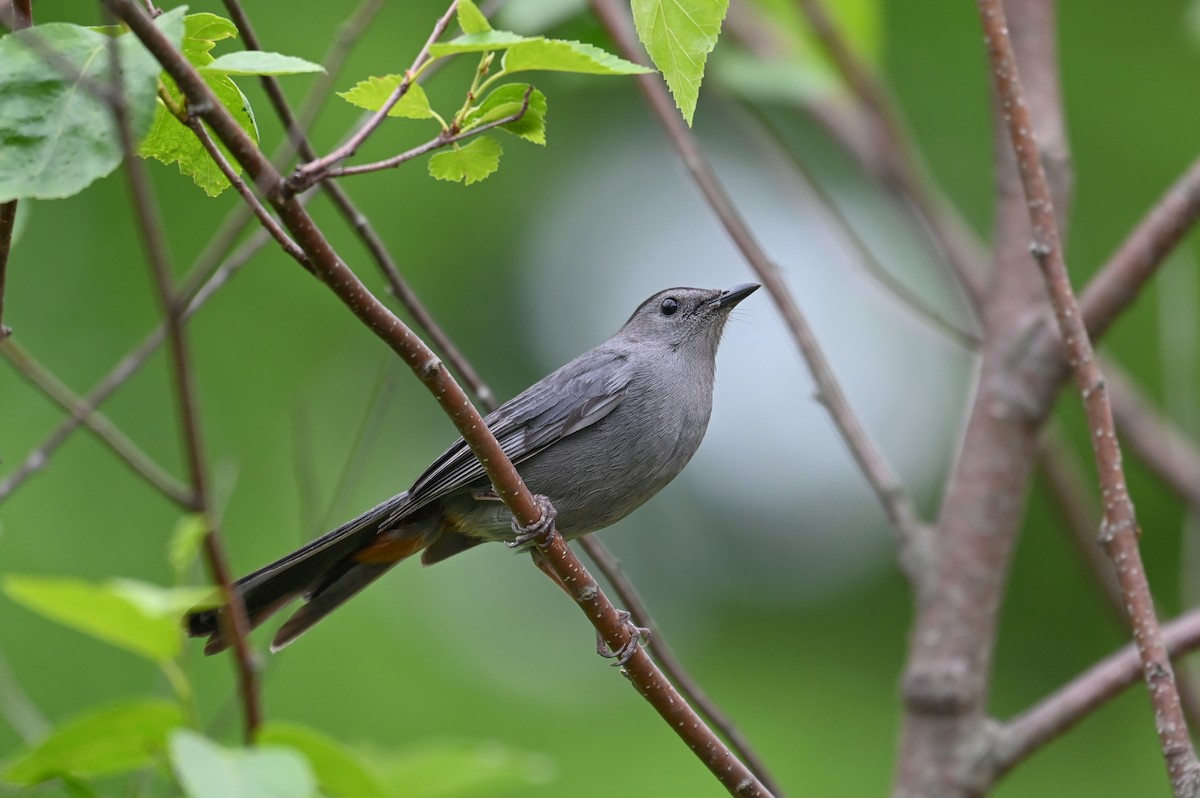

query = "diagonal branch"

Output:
[[106, 3, 770, 792], [591, 0, 931, 575], [0, 338, 193, 508], [977, 0, 1200, 790]]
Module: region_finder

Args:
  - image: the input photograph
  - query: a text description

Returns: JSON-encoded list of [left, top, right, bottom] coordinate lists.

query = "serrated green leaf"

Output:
[[170, 730, 317, 798], [377, 740, 555, 797], [169, 513, 210, 579], [456, 0, 493, 34], [464, 84, 546, 145], [258, 723, 389, 798], [338, 76, 433, 120], [202, 51, 325, 76], [184, 12, 239, 46], [428, 137, 502, 185], [1, 699, 182, 785], [631, 0, 729, 125], [0, 9, 185, 201], [2, 576, 204, 663], [502, 38, 652, 75], [428, 31, 532, 57]]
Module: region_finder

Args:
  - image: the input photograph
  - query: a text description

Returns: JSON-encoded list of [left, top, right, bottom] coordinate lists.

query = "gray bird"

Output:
[[188, 283, 759, 653]]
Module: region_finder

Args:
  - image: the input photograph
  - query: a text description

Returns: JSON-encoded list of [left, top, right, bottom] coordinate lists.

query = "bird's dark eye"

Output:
[[660, 298, 679, 316]]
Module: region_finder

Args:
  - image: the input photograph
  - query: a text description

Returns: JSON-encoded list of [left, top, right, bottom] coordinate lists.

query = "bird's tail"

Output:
[[185, 492, 438, 654]]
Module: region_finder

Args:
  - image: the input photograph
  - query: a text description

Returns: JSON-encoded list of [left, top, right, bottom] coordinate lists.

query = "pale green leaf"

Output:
[[0, 9, 186, 201], [2, 576, 200, 663], [631, 0, 729, 125], [337, 76, 433, 120], [427, 137, 502, 185], [428, 31, 532, 57], [456, 0, 493, 34], [2, 700, 182, 785], [183, 12, 239, 46], [169, 513, 210, 579], [502, 38, 651, 75], [463, 84, 547, 145], [258, 723, 389, 798], [170, 730, 317, 798], [202, 51, 325, 76]]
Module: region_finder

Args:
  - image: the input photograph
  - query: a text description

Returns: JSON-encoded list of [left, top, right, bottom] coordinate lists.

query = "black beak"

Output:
[[712, 282, 760, 309]]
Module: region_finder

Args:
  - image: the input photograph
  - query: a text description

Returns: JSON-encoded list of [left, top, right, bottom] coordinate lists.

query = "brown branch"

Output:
[[108, 36, 260, 740], [287, 1, 458, 190], [1039, 425, 1200, 732], [105, 3, 769, 792], [326, 91, 532, 180], [576, 536, 785, 797], [1105, 357, 1200, 514], [0, 338, 193, 508], [977, 0, 1200, 791], [991, 608, 1200, 780], [591, 0, 930, 573]]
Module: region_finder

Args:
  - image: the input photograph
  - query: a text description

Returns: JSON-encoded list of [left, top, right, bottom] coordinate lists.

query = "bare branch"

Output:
[[977, 0, 1200, 789], [591, 0, 930, 572], [992, 608, 1200, 780], [0, 338, 193, 507], [287, 2, 458, 190]]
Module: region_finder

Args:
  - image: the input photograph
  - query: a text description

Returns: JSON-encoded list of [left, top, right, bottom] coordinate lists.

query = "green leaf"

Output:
[[170, 730, 317, 798], [0, 9, 186, 201], [2, 699, 182, 785], [428, 31, 533, 57], [378, 740, 554, 797], [2, 576, 214, 663], [464, 84, 546, 145], [502, 38, 652, 75], [139, 12, 260, 197], [169, 513, 210, 580], [456, 0, 493, 34], [427, 137, 502, 185], [338, 76, 433, 120], [258, 723, 388, 798], [202, 51, 325, 76], [631, 0, 729, 125]]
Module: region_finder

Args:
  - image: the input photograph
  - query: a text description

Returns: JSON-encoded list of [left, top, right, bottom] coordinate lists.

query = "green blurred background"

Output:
[[3, 0, 1200, 794]]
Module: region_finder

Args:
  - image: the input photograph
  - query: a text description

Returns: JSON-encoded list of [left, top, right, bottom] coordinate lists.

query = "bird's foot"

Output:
[[507, 494, 558, 549], [596, 610, 651, 666]]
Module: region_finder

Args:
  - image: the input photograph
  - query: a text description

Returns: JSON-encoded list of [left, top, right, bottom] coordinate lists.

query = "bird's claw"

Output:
[[596, 610, 651, 666], [507, 494, 557, 549]]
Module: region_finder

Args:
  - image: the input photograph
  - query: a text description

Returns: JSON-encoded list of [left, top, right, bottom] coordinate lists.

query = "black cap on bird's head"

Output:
[[619, 283, 760, 351]]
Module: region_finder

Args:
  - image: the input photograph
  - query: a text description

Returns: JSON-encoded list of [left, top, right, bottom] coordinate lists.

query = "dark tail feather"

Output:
[[270, 561, 396, 651], [186, 492, 419, 654]]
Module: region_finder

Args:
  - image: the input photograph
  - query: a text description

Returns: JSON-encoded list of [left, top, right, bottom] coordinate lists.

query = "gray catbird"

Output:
[[188, 283, 759, 653]]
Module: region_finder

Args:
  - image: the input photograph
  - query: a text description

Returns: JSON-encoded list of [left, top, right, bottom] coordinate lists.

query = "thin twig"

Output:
[[591, 0, 930, 573], [107, 34, 261, 739], [1105, 357, 1200, 514], [174, 107, 306, 266], [107, 4, 770, 792], [287, 1, 458, 190], [326, 90, 532, 179], [991, 608, 1200, 780], [977, 1, 1200, 790], [1039, 425, 1200, 731], [576, 536, 786, 797], [0, 338, 194, 507]]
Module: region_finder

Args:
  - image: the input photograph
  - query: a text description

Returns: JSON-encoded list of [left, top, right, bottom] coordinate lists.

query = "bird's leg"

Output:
[[597, 610, 651, 666], [507, 493, 558, 549]]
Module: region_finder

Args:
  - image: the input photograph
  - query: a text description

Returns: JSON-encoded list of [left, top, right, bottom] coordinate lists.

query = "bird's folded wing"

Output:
[[397, 349, 631, 516]]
